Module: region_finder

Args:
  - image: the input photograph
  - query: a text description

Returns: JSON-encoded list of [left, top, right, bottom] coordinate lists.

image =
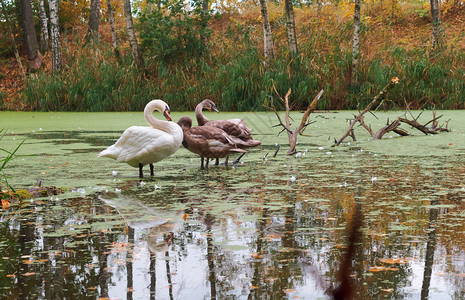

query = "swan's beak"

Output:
[[163, 107, 172, 121], [212, 104, 219, 113]]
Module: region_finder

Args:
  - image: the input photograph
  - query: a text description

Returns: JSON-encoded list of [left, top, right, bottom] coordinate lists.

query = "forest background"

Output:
[[0, 0, 464, 112]]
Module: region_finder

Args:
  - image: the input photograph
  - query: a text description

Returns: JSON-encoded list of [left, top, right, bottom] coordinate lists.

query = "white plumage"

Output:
[[98, 99, 183, 177]]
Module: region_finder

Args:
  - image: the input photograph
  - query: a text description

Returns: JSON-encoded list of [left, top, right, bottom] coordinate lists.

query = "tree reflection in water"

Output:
[[1, 155, 464, 299]]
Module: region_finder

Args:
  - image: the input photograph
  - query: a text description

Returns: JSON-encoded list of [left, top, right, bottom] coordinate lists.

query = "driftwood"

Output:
[[334, 77, 451, 145], [398, 110, 450, 135], [334, 77, 400, 146], [268, 88, 324, 155]]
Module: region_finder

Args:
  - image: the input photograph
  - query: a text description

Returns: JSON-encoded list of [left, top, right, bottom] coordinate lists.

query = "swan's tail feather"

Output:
[[245, 140, 262, 148], [230, 148, 247, 153], [98, 147, 118, 159], [230, 136, 262, 149]]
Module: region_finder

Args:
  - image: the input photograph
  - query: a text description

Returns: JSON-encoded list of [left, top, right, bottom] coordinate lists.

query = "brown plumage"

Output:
[[177, 116, 250, 169], [195, 99, 261, 165], [195, 99, 261, 146]]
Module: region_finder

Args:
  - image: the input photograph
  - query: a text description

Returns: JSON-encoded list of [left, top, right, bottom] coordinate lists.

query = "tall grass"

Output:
[[22, 14, 465, 111]]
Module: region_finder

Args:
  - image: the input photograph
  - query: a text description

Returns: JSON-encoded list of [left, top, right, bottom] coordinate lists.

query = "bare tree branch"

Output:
[[334, 77, 400, 146]]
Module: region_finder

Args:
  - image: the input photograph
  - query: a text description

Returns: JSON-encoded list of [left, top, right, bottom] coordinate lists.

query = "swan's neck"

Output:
[[195, 103, 209, 126], [145, 103, 173, 133]]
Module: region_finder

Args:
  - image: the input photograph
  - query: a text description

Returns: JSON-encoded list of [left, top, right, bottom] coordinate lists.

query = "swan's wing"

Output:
[[206, 120, 252, 139], [112, 126, 177, 164], [189, 126, 230, 144], [226, 119, 251, 133]]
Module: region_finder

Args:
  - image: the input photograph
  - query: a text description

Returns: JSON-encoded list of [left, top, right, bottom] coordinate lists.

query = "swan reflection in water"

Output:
[[99, 194, 183, 254]]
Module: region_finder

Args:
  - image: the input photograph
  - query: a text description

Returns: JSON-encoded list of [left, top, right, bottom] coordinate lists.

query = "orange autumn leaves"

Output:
[[369, 257, 417, 272]]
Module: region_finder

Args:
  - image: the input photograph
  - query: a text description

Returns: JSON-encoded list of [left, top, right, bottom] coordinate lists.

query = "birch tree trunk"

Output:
[[259, 0, 275, 61], [49, 0, 62, 73], [107, 0, 121, 62], [284, 0, 298, 54], [123, 0, 144, 68], [351, 0, 361, 85], [38, 0, 49, 53], [20, 0, 42, 70], [430, 0, 444, 49], [87, 0, 100, 41]]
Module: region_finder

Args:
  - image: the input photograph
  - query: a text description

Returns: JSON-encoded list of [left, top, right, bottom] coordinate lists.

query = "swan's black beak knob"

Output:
[[163, 106, 172, 121]]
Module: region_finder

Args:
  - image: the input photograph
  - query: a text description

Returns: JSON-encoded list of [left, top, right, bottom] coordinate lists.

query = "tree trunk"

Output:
[[1, 0, 26, 80], [107, 0, 121, 62], [38, 0, 49, 53], [87, 0, 100, 41], [259, 0, 275, 61], [49, 0, 62, 73], [430, 0, 444, 49], [19, 0, 42, 70], [351, 0, 361, 85], [123, 0, 144, 68], [284, 0, 298, 54]]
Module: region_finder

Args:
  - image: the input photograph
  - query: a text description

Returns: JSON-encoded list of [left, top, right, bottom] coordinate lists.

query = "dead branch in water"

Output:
[[267, 87, 324, 155], [399, 109, 450, 135], [372, 119, 401, 140], [334, 77, 400, 146]]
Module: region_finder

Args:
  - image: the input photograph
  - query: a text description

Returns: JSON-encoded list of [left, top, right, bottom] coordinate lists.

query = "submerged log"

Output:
[[372, 119, 401, 140]]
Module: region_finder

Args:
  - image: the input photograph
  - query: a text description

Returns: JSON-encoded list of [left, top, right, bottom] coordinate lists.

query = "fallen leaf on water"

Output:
[[1, 199, 10, 208], [22, 260, 34, 264], [250, 286, 259, 289], [284, 289, 297, 293], [6, 273, 16, 278], [379, 258, 412, 264], [23, 272, 35, 276], [381, 289, 393, 293]]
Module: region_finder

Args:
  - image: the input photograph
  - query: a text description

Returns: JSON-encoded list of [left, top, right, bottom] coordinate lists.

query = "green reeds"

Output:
[[22, 19, 465, 111], [0, 129, 24, 200]]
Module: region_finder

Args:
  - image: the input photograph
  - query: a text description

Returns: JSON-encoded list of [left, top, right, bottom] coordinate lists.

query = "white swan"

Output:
[[98, 100, 183, 178]]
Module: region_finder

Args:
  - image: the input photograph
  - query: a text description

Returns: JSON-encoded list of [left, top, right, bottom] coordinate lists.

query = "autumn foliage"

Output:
[[1, 0, 465, 111]]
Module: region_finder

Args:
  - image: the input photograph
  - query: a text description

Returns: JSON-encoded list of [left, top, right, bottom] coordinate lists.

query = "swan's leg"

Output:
[[215, 158, 219, 165], [201, 157, 205, 169], [232, 153, 246, 165], [138, 163, 144, 178], [150, 164, 154, 177]]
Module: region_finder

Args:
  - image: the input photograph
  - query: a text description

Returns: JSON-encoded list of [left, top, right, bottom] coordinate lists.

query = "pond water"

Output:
[[0, 110, 464, 299]]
